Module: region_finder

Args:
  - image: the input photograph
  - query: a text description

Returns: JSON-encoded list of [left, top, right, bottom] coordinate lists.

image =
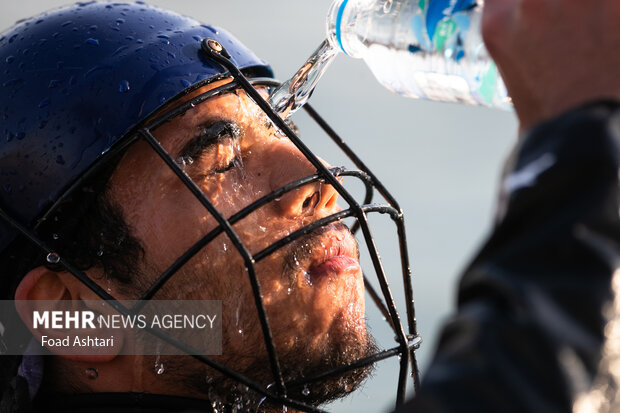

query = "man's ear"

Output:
[[15, 266, 78, 302], [14, 266, 123, 362]]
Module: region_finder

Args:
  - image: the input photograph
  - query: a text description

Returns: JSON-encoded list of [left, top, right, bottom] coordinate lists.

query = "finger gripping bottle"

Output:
[[327, 0, 511, 109]]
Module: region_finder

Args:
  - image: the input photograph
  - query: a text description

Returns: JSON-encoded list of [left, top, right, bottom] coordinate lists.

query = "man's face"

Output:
[[106, 80, 374, 402]]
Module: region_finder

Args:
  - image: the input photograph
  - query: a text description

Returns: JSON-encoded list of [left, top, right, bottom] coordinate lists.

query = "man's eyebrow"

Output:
[[177, 120, 240, 160]]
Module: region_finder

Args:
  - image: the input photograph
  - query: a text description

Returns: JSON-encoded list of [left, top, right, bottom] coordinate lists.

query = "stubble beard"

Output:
[[163, 323, 378, 411]]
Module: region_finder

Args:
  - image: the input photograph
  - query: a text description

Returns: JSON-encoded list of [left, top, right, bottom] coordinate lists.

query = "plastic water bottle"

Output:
[[326, 0, 511, 109], [268, 0, 510, 118]]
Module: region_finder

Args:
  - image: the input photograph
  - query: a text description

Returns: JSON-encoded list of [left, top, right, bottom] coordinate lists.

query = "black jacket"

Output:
[[399, 101, 620, 412]]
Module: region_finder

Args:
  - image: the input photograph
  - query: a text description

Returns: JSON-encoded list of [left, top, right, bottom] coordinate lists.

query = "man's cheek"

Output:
[[196, 175, 248, 214]]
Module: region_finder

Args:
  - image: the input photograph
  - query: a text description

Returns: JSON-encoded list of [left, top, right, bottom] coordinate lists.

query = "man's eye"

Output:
[[178, 120, 240, 163], [214, 156, 240, 174]]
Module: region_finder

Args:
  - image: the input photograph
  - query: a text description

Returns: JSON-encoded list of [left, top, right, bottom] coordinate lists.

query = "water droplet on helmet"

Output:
[[118, 80, 130, 93], [61, 21, 73, 27], [238, 329, 243, 335], [112, 45, 129, 56], [48, 79, 59, 88], [52, 233, 59, 240], [46, 253, 60, 264], [2, 79, 24, 87], [156, 363, 165, 374], [3, 78, 24, 88], [5, 56, 14, 64], [55, 155, 65, 165], [38, 98, 50, 108], [85, 38, 99, 46], [301, 385, 310, 396], [116, 18, 125, 24], [156, 34, 170, 44], [202, 25, 218, 35], [89, 25, 98, 31], [180, 79, 191, 88]]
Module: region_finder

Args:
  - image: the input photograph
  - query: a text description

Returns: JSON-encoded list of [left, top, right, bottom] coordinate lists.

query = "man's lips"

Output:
[[306, 235, 361, 283], [308, 256, 361, 281], [282, 223, 362, 287]]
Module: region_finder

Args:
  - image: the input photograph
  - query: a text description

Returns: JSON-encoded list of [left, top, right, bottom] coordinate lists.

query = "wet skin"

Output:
[[106, 79, 370, 394]]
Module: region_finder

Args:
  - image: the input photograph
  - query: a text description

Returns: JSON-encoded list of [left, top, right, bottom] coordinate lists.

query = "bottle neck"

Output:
[[327, 0, 351, 55], [327, 0, 378, 58]]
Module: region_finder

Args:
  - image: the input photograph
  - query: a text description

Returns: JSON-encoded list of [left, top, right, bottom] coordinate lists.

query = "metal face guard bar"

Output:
[[0, 38, 421, 412]]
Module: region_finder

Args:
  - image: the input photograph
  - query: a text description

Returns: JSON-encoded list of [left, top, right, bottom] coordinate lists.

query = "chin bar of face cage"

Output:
[[0, 38, 421, 413]]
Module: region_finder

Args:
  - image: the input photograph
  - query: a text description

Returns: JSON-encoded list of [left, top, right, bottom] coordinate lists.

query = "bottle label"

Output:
[[425, 0, 478, 45]]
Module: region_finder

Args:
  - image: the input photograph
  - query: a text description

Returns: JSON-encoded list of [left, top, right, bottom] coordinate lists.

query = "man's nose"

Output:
[[267, 144, 339, 219]]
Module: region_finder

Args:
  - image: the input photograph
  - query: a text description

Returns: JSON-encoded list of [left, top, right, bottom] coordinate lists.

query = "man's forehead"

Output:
[[148, 78, 236, 125], [151, 78, 270, 121], [116, 79, 272, 166], [156, 81, 270, 131]]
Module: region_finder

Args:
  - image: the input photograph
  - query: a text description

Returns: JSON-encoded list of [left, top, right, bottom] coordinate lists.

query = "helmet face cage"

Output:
[[0, 37, 420, 413]]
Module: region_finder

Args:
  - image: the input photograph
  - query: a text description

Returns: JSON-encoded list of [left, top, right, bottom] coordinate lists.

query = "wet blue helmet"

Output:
[[0, 1, 273, 251]]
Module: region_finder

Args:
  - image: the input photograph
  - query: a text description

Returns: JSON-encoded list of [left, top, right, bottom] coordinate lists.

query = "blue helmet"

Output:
[[0, 1, 272, 251]]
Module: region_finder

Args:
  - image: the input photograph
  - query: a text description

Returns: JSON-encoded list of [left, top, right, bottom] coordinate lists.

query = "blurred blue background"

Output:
[[1, 1, 518, 411]]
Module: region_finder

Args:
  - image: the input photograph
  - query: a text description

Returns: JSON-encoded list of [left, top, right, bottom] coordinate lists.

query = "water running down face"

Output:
[[106, 80, 376, 405]]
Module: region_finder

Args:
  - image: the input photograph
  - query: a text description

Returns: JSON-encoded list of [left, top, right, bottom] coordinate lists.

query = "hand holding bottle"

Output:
[[482, 0, 620, 130]]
